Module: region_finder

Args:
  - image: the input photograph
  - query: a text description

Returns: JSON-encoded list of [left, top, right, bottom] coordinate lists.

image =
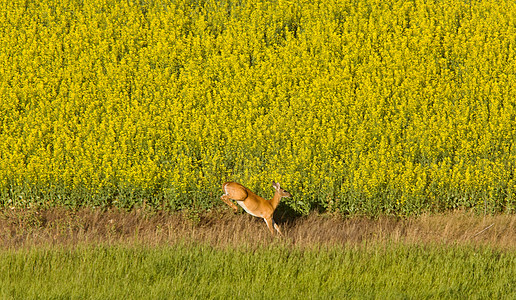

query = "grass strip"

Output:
[[1, 243, 515, 299]]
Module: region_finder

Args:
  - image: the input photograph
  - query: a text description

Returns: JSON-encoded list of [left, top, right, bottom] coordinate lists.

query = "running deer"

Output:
[[220, 181, 291, 235]]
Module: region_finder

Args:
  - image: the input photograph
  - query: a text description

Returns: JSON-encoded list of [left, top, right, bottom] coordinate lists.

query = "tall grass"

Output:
[[1, 0, 516, 215], [1, 243, 515, 299], [3, 207, 516, 250]]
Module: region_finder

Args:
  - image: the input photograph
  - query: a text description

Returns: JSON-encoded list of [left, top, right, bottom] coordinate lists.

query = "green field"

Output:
[[2, 208, 515, 299], [1, 208, 516, 299], [1, 243, 515, 299]]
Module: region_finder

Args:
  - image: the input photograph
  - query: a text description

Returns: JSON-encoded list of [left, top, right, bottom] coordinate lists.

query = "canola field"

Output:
[[1, 0, 515, 215]]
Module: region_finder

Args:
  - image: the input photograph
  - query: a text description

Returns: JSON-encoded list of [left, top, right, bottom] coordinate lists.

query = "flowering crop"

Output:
[[1, 0, 515, 215]]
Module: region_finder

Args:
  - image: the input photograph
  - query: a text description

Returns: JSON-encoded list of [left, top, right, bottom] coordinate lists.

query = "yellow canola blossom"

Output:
[[0, 0, 515, 215]]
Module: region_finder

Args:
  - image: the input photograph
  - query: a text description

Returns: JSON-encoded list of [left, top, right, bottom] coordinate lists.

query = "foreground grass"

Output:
[[1, 243, 515, 299]]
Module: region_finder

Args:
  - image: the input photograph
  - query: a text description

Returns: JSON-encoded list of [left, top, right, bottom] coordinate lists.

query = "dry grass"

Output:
[[1, 207, 516, 249]]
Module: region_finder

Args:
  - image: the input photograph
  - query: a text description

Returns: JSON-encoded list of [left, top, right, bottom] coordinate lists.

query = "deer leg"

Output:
[[221, 194, 238, 212], [272, 218, 283, 236], [264, 217, 276, 235]]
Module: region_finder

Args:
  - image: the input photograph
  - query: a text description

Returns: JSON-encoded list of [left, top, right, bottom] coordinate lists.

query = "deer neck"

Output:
[[269, 191, 282, 210]]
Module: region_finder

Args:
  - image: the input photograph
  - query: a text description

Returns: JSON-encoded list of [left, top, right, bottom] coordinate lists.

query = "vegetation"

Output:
[[1, 0, 516, 215], [1, 243, 515, 299], [2, 208, 516, 299], [4, 207, 516, 249]]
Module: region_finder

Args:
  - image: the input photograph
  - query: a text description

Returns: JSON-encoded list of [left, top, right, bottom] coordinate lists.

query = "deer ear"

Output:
[[272, 181, 280, 190]]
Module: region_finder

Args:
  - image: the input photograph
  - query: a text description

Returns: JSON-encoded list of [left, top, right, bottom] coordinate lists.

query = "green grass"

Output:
[[1, 243, 515, 299]]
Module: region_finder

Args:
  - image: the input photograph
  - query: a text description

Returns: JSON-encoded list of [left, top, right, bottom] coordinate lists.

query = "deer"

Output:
[[220, 181, 291, 235]]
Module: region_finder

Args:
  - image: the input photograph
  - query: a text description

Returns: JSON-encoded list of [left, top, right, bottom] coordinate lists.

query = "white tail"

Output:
[[220, 181, 291, 235]]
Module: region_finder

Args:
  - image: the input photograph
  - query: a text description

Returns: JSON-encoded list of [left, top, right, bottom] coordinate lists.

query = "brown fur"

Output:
[[221, 181, 291, 235]]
